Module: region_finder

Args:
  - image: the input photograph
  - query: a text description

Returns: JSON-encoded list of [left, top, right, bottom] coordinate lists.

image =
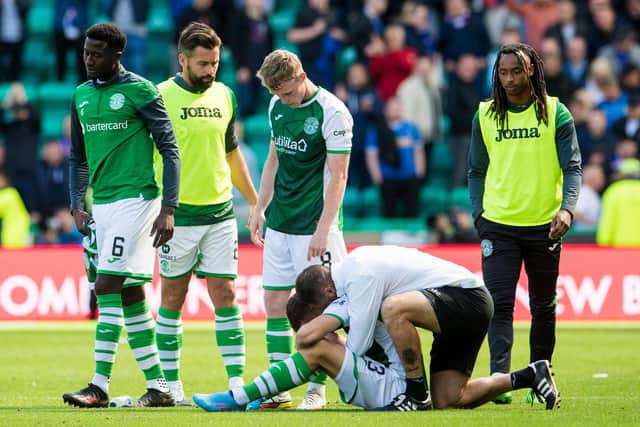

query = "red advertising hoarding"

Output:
[[0, 245, 638, 321]]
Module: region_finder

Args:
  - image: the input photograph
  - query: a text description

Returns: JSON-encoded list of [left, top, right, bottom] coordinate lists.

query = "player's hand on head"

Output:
[[71, 209, 92, 235], [151, 206, 175, 247], [548, 209, 572, 240]]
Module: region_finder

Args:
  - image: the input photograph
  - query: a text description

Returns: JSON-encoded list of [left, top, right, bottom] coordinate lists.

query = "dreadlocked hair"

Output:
[[488, 43, 548, 130]]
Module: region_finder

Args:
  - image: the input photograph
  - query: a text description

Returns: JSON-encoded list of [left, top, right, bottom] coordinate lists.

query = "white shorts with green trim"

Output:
[[93, 196, 160, 282], [334, 348, 405, 409], [262, 227, 347, 290], [158, 219, 238, 279]]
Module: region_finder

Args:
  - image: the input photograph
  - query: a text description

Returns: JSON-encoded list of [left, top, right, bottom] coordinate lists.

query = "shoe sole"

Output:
[[259, 401, 293, 410], [175, 399, 193, 407], [296, 403, 327, 410], [62, 394, 107, 408]]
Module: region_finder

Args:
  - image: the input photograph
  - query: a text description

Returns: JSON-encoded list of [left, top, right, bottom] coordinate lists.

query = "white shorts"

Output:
[[158, 219, 238, 279], [93, 197, 160, 282], [334, 348, 405, 409], [262, 227, 347, 290]]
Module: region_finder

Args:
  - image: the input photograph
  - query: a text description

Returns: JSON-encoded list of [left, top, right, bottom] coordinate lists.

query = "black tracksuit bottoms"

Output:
[[476, 216, 561, 374]]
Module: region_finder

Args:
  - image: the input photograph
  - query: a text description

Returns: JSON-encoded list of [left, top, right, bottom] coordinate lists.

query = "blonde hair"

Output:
[[2, 82, 27, 109], [256, 49, 303, 90]]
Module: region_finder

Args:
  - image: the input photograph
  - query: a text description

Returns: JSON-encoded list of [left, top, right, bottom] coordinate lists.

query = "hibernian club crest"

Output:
[[109, 93, 125, 110], [481, 239, 493, 257], [303, 117, 319, 135]]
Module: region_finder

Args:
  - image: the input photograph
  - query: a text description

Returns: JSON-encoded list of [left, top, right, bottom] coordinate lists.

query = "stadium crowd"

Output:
[[1, 0, 639, 247]]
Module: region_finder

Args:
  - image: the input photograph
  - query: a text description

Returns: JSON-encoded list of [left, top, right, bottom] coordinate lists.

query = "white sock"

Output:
[[147, 377, 170, 393], [228, 376, 244, 389], [91, 373, 109, 395], [306, 383, 326, 396], [231, 388, 249, 405]]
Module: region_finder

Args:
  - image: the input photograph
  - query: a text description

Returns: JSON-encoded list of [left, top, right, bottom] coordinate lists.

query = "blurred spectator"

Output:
[[438, 0, 489, 71], [44, 206, 83, 245], [230, 0, 273, 117], [105, 0, 149, 75], [401, 2, 436, 56], [33, 139, 70, 223], [426, 211, 456, 243], [335, 61, 382, 190], [586, 3, 618, 58], [0, 168, 30, 247], [57, 114, 72, 157], [611, 93, 640, 142], [626, 0, 640, 29], [397, 55, 443, 175], [171, 0, 193, 22], [53, 0, 87, 82], [445, 53, 481, 188], [365, 97, 425, 218], [596, 158, 640, 246], [426, 207, 478, 244], [597, 24, 640, 78], [505, 0, 559, 52], [0, 0, 30, 82], [544, 0, 588, 60], [287, 0, 346, 90], [610, 138, 639, 178], [0, 143, 4, 168], [580, 109, 617, 168], [541, 37, 576, 105], [595, 73, 629, 128], [569, 89, 594, 164], [368, 23, 417, 102], [449, 206, 479, 243], [573, 163, 605, 228], [620, 63, 640, 96], [485, 25, 521, 96], [564, 35, 589, 87], [483, 0, 521, 48], [584, 56, 614, 105], [0, 81, 40, 211], [347, 0, 388, 61]]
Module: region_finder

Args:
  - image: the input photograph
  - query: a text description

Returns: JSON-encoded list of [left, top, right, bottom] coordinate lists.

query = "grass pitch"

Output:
[[0, 322, 639, 426]]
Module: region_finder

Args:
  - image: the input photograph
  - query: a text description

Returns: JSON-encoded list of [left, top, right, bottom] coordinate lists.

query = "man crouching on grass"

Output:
[[192, 248, 560, 411]]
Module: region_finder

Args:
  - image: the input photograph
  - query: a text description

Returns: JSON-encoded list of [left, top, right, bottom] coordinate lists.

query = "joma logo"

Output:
[[496, 127, 541, 142], [179, 106, 222, 120]]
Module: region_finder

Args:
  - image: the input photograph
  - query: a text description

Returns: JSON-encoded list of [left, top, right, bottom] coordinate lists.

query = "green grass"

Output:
[[1, 322, 639, 426]]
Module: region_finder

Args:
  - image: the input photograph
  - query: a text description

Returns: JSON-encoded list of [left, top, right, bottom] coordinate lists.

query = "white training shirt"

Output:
[[330, 245, 482, 357]]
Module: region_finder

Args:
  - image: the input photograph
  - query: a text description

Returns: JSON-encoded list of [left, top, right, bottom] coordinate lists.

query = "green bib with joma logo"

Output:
[[478, 97, 562, 226]]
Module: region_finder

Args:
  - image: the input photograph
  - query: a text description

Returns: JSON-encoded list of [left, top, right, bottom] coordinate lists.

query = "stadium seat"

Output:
[[420, 185, 450, 217], [335, 46, 357, 81], [37, 82, 75, 140], [449, 186, 472, 211], [274, 0, 304, 13], [27, 6, 54, 38], [41, 107, 69, 141], [361, 186, 382, 217], [243, 114, 270, 144], [21, 39, 54, 84], [269, 10, 299, 54]]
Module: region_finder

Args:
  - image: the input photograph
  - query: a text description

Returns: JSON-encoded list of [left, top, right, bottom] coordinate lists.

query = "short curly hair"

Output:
[[85, 22, 127, 52]]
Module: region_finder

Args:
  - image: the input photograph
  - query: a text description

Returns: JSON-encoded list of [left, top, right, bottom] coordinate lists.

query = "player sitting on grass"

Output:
[[193, 293, 410, 411]]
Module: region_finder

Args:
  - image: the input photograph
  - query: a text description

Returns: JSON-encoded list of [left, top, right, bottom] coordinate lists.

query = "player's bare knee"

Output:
[[121, 286, 145, 306], [162, 288, 188, 310], [380, 296, 404, 324]]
